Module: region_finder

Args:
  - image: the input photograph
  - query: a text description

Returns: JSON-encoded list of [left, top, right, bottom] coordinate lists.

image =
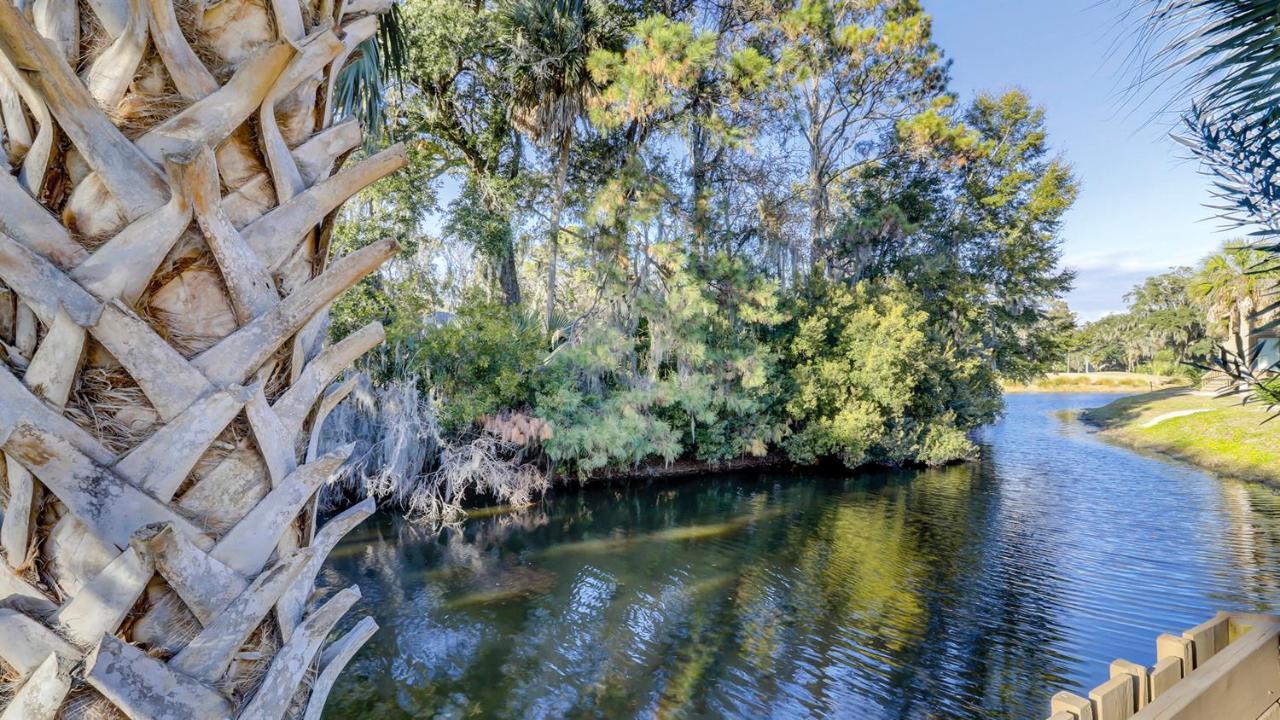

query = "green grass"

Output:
[[1004, 372, 1188, 394], [1081, 388, 1280, 484]]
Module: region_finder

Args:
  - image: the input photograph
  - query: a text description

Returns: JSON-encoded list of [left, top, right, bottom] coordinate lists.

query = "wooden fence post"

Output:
[[1149, 655, 1183, 701], [1110, 659, 1149, 711], [1182, 612, 1231, 668], [1089, 676, 1134, 720], [1157, 633, 1195, 673], [1051, 690, 1095, 720]]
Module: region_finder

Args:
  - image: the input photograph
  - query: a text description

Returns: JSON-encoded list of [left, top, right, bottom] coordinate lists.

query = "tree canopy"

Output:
[[330, 0, 1082, 494]]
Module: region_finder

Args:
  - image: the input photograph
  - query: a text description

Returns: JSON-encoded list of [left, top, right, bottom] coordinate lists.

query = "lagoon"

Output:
[[320, 393, 1280, 719]]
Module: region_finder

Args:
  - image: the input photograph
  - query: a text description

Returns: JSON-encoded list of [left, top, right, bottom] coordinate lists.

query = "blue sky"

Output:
[[930, 0, 1229, 320]]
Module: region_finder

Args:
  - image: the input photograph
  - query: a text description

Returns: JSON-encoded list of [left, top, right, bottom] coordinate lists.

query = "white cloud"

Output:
[[1061, 251, 1194, 322]]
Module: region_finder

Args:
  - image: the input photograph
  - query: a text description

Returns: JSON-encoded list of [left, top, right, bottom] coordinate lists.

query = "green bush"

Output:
[[412, 299, 545, 432], [532, 246, 789, 477], [782, 280, 995, 468]]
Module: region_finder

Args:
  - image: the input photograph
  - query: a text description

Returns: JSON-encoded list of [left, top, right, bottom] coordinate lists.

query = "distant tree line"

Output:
[[1060, 243, 1276, 378]]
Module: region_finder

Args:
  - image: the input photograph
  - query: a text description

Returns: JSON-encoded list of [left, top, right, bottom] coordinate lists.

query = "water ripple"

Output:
[[320, 393, 1280, 719]]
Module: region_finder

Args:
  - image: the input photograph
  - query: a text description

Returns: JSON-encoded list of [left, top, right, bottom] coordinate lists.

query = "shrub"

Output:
[[533, 246, 789, 477], [411, 298, 546, 432], [782, 280, 993, 468]]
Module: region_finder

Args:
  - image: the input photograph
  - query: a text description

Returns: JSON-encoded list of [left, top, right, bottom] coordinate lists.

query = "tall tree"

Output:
[[402, 0, 525, 305], [1192, 243, 1275, 357], [500, 0, 624, 328], [0, 0, 400, 714], [764, 0, 946, 274], [842, 90, 1078, 380]]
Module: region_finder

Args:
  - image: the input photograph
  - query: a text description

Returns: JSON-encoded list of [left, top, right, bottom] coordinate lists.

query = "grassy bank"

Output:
[[1080, 387, 1280, 484], [1004, 372, 1187, 394]]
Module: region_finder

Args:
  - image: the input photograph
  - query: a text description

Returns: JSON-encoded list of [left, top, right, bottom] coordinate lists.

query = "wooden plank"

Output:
[[1182, 612, 1232, 669], [1139, 620, 1280, 720], [1149, 656, 1183, 701], [1110, 659, 1149, 711], [1157, 633, 1196, 673], [1051, 691, 1095, 720], [1089, 676, 1134, 720]]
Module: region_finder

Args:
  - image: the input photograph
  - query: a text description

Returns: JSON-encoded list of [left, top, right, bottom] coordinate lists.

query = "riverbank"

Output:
[[1080, 387, 1280, 484], [1004, 371, 1186, 394]]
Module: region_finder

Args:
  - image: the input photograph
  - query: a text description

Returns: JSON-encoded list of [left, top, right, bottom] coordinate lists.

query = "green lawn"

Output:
[[1081, 388, 1280, 484]]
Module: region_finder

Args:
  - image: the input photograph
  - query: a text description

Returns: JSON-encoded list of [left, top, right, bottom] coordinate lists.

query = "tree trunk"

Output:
[[805, 79, 828, 278], [1239, 298, 1255, 361], [478, 187, 521, 306], [689, 106, 710, 255], [546, 130, 570, 330], [497, 241, 522, 307], [807, 148, 827, 277], [0, 0, 398, 716]]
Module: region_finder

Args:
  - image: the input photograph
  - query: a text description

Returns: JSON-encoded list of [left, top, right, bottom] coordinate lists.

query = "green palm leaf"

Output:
[[335, 5, 410, 143], [1138, 0, 1280, 118]]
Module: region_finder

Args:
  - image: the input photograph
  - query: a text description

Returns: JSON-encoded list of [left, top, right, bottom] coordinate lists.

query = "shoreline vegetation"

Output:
[[1003, 371, 1189, 394], [1079, 386, 1280, 485], [319, 0, 1083, 526]]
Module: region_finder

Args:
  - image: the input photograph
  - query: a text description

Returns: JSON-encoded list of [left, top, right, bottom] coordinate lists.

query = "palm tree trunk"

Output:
[[0, 1, 399, 716], [545, 130, 571, 330], [1239, 298, 1255, 361]]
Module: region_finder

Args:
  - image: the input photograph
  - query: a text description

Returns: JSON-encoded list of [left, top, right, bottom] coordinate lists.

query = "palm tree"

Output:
[[1191, 243, 1274, 358], [499, 0, 621, 329], [0, 0, 400, 715]]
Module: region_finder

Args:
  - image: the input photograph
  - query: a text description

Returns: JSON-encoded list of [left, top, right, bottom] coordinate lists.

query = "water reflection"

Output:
[[319, 394, 1280, 719]]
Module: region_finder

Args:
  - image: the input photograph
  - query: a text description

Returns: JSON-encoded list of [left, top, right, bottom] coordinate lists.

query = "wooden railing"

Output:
[[1047, 612, 1280, 720]]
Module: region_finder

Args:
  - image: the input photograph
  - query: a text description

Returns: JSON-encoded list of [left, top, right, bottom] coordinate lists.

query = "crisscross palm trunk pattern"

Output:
[[0, 0, 402, 715]]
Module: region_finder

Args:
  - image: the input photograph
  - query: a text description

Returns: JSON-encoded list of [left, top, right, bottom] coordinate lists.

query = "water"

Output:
[[318, 393, 1280, 719]]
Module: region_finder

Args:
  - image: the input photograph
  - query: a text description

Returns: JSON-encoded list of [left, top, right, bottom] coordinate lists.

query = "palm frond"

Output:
[[1175, 102, 1280, 237], [1138, 0, 1280, 120], [335, 5, 409, 143]]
